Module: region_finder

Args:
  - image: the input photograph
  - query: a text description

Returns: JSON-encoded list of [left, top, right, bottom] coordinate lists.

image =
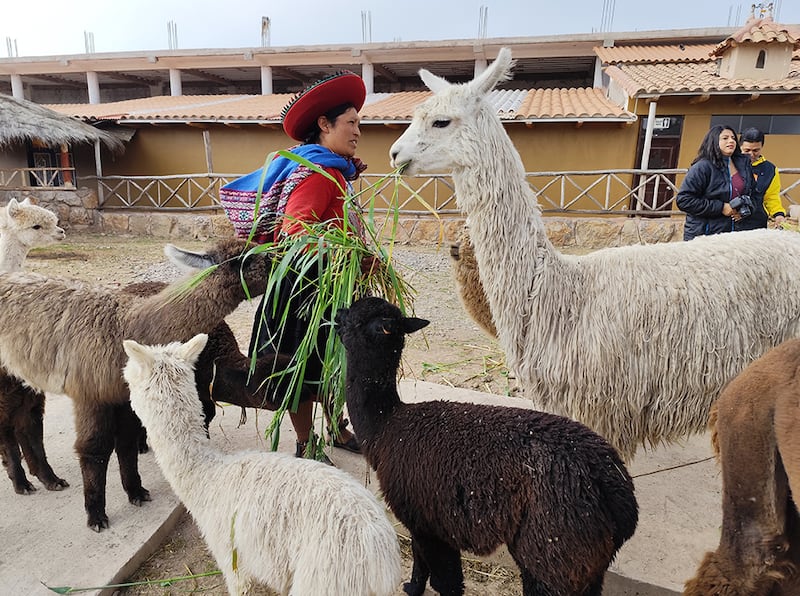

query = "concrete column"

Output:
[[260, 65, 273, 95], [86, 71, 100, 104], [474, 58, 487, 77], [10, 74, 24, 100], [169, 68, 183, 96], [361, 62, 374, 95]]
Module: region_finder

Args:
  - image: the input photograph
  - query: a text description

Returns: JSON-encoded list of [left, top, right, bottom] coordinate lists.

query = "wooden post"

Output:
[[59, 144, 74, 187]]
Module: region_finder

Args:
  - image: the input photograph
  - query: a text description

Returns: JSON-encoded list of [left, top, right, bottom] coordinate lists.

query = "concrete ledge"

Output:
[[0, 383, 715, 595]]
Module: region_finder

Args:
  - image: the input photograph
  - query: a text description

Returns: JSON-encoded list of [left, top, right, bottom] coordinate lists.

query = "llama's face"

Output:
[[390, 88, 483, 175], [390, 47, 513, 175], [2, 198, 65, 248], [334, 297, 429, 353]]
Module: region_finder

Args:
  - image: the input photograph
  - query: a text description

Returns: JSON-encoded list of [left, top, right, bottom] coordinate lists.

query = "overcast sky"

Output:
[[2, 0, 798, 57]]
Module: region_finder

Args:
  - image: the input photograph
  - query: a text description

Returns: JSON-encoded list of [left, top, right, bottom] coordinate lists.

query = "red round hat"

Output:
[[281, 71, 367, 141]]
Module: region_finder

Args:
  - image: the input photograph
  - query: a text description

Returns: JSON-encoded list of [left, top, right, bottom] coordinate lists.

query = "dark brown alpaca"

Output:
[[684, 338, 800, 595]]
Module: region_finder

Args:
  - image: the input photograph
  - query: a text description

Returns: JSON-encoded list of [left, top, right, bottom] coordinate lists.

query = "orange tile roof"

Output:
[[712, 17, 800, 56], [597, 17, 800, 98], [48, 88, 635, 124], [50, 94, 292, 121], [605, 61, 800, 96], [594, 44, 717, 65]]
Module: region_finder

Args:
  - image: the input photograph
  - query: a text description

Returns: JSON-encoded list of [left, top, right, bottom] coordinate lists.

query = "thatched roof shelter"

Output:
[[0, 94, 122, 152]]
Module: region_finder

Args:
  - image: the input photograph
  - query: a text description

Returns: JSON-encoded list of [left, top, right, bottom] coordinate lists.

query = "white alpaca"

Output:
[[123, 333, 402, 596], [0, 197, 65, 273], [389, 47, 800, 461], [0, 197, 68, 495]]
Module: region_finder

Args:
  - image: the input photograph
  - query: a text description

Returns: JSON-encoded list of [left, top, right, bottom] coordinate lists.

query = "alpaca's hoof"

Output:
[[87, 513, 110, 532], [13, 481, 37, 495], [128, 487, 152, 506], [403, 581, 425, 596], [43, 477, 69, 491]]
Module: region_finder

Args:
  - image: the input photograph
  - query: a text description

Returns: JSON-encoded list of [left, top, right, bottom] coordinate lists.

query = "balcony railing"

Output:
[[3, 167, 799, 216], [0, 167, 77, 188]]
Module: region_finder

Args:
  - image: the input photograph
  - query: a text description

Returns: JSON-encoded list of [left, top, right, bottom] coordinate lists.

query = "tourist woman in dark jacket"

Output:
[[676, 124, 760, 240]]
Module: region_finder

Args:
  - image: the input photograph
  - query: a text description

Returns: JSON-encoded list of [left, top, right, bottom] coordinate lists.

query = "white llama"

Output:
[[123, 333, 401, 596], [389, 47, 800, 461]]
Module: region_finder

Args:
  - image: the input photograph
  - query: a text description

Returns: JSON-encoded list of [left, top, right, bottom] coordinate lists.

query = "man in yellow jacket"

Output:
[[739, 127, 785, 228]]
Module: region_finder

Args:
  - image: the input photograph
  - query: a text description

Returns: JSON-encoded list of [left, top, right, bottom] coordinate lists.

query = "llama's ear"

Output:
[[164, 244, 216, 271], [470, 47, 514, 96], [122, 338, 152, 365], [401, 317, 430, 335], [20, 197, 32, 206], [6, 198, 20, 215], [419, 68, 450, 93], [180, 333, 208, 365]]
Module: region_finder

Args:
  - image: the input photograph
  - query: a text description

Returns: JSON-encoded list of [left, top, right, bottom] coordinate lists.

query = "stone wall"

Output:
[[0, 187, 685, 248]]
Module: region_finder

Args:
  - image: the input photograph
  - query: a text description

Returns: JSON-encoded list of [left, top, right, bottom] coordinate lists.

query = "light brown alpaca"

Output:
[[449, 227, 496, 339], [684, 338, 800, 595]]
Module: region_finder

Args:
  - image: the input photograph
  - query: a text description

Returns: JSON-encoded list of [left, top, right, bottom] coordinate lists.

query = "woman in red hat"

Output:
[[243, 71, 368, 461]]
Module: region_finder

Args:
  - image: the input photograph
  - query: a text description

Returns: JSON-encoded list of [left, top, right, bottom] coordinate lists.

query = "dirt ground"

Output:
[[24, 232, 524, 596]]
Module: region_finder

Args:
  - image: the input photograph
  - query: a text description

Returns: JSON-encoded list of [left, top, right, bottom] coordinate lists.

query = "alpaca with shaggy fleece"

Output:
[[335, 297, 638, 596], [684, 339, 800, 595], [0, 238, 272, 531], [389, 47, 800, 462], [0, 197, 68, 494], [123, 333, 401, 596]]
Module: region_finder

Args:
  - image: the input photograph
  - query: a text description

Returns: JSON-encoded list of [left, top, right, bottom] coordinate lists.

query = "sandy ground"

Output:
[[23, 232, 525, 595]]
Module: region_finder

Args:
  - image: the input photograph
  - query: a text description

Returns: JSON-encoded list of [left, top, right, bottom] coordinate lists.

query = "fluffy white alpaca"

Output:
[[123, 333, 401, 596], [0, 197, 65, 273], [0, 197, 68, 496], [389, 47, 800, 461]]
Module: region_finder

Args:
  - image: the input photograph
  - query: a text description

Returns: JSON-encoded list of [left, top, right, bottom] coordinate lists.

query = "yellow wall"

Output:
[[90, 99, 797, 213]]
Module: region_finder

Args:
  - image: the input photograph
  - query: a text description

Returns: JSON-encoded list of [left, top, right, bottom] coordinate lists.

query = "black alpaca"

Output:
[[335, 296, 638, 596]]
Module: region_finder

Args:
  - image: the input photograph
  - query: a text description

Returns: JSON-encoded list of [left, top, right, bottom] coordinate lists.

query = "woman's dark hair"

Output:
[[302, 102, 356, 144], [692, 124, 743, 168], [740, 127, 765, 145]]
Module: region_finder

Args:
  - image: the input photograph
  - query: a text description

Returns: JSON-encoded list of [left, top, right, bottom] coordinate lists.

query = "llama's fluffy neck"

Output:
[[452, 120, 568, 374], [130, 379, 222, 504], [0, 233, 30, 273]]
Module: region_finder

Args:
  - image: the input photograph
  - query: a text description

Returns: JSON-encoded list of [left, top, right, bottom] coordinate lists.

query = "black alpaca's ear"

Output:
[[401, 317, 429, 334], [333, 308, 350, 336]]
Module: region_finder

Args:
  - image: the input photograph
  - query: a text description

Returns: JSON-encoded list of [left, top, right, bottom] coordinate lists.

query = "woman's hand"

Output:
[[722, 203, 741, 222], [360, 255, 382, 276]]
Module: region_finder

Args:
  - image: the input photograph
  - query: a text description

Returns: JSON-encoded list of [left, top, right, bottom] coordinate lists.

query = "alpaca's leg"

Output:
[[14, 386, 68, 491], [73, 400, 116, 531], [113, 402, 151, 506], [0, 410, 35, 494], [407, 533, 464, 596], [0, 377, 36, 494], [403, 535, 431, 596], [518, 569, 557, 596]]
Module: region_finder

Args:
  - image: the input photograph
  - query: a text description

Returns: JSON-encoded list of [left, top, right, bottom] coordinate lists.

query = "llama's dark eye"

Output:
[[432, 120, 450, 129], [32, 225, 41, 230]]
